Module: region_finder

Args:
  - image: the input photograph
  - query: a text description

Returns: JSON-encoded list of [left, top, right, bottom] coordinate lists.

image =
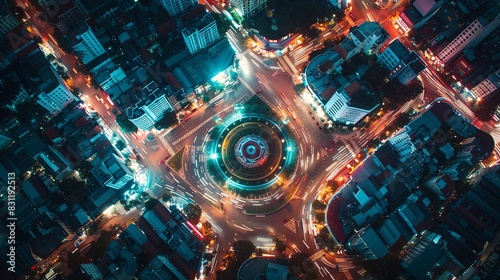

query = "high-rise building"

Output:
[[66, 22, 106, 64], [229, 0, 267, 19], [0, 0, 18, 35], [158, 0, 199, 17], [470, 69, 500, 99], [182, 13, 219, 54], [437, 14, 500, 64], [127, 82, 174, 131]]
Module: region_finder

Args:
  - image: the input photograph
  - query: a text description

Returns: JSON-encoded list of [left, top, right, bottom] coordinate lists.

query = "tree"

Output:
[[115, 140, 126, 151], [323, 39, 335, 48], [308, 47, 327, 61], [87, 230, 117, 260], [144, 198, 158, 211], [154, 111, 178, 130], [232, 240, 256, 262], [183, 203, 202, 224], [58, 177, 88, 204], [294, 84, 305, 94], [52, 27, 73, 54], [274, 237, 286, 254], [212, 12, 231, 36], [304, 27, 321, 40], [202, 94, 211, 103], [66, 250, 84, 269], [382, 79, 423, 110], [312, 199, 326, 211], [161, 191, 172, 202], [362, 64, 388, 92], [216, 240, 256, 280], [201, 221, 215, 245], [115, 113, 138, 133], [288, 252, 318, 280]]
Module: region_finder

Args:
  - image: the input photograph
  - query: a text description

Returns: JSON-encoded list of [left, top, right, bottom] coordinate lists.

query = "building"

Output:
[[469, 69, 500, 99], [441, 166, 500, 253], [173, 37, 235, 95], [91, 152, 134, 189], [347, 226, 389, 260], [39, 0, 89, 33], [324, 102, 495, 259], [378, 39, 427, 85], [437, 14, 500, 64], [388, 51, 427, 85], [126, 81, 174, 131], [396, 0, 446, 32], [238, 257, 295, 280], [229, 0, 267, 19], [0, 76, 31, 113], [66, 22, 106, 65], [0, 0, 18, 35], [158, 0, 199, 17], [378, 39, 410, 71], [323, 78, 379, 125], [182, 13, 219, 54], [139, 255, 188, 280], [19, 48, 78, 115]]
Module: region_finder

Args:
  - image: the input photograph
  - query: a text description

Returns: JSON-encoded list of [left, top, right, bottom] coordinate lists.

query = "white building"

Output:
[[67, 23, 106, 64], [377, 39, 410, 71], [323, 79, 379, 125], [388, 131, 416, 161], [37, 84, 77, 115], [470, 70, 500, 99], [158, 0, 198, 17], [437, 15, 500, 64], [349, 22, 389, 56], [229, 0, 267, 19], [182, 13, 219, 54], [127, 82, 174, 131]]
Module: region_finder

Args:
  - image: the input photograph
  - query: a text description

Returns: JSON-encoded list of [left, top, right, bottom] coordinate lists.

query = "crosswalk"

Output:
[[272, 70, 280, 77], [284, 218, 297, 233]]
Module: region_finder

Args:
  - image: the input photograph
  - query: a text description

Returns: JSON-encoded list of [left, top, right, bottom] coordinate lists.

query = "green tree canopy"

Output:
[[58, 177, 88, 204], [115, 140, 126, 150], [115, 113, 138, 133], [273, 237, 287, 254], [288, 252, 318, 280], [144, 198, 159, 211], [154, 110, 178, 130], [183, 203, 202, 224], [312, 199, 327, 211]]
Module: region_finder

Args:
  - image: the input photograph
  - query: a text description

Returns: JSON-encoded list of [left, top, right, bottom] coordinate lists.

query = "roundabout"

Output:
[[208, 114, 297, 192]]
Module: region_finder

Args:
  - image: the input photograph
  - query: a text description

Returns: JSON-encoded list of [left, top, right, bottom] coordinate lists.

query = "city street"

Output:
[[19, 0, 500, 279]]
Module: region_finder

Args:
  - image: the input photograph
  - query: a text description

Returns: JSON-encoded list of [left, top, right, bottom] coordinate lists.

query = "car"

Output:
[[94, 94, 103, 102], [165, 165, 169, 171], [256, 89, 262, 93], [75, 240, 83, 246], [284, 73, 289, 76]]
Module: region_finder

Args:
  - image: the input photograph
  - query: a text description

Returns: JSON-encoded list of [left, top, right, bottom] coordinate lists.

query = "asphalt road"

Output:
[[20, 0, 500, 279]]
